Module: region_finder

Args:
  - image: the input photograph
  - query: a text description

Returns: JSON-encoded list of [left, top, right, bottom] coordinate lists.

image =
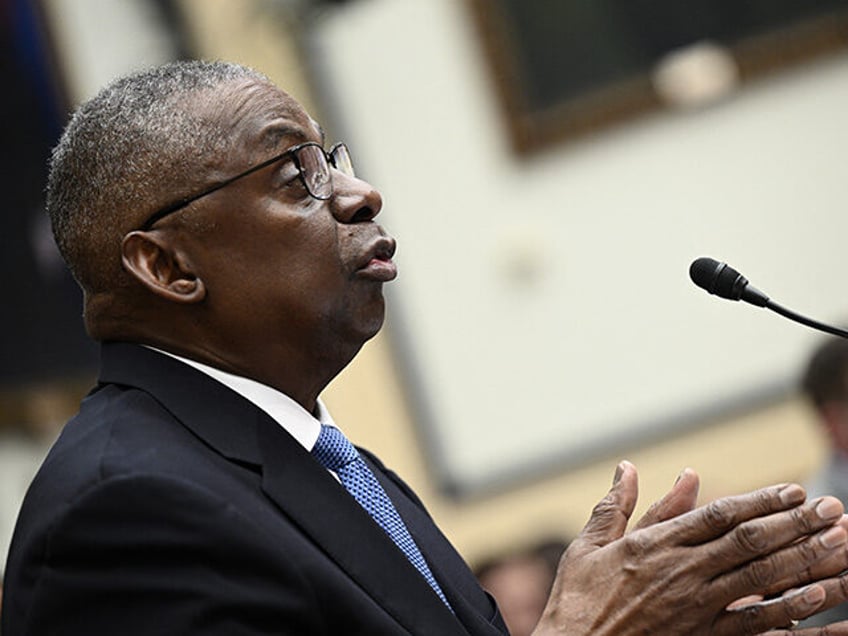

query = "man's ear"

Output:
[[121, 231, 206, 303]]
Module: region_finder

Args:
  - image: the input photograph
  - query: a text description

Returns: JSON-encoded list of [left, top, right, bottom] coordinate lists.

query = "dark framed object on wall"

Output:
[[467, 0, 848, 154]]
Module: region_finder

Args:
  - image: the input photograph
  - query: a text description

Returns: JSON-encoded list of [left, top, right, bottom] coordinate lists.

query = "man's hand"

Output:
[[532, 461, 848, 635]]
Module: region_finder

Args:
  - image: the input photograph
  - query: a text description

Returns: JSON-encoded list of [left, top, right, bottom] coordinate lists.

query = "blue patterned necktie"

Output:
[[311, 424, 452, 610]]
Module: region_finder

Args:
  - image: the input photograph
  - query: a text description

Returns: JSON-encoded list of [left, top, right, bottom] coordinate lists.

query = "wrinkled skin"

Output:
[[532, 463, 848, 635]]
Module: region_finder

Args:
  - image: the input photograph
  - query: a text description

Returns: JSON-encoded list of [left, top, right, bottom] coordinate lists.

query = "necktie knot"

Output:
[[311, 424, 358, 471]]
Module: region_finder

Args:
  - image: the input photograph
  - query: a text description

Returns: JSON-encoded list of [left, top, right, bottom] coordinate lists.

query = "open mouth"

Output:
[[357, 238, 398, 281]]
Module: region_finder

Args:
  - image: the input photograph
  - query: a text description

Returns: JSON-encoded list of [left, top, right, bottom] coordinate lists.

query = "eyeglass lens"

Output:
[[330, 144, 354, 178], [296, 143, 355, 200]]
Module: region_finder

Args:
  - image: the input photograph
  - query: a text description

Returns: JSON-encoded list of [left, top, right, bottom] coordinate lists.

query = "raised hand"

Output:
[[532, 461, 848, 635]]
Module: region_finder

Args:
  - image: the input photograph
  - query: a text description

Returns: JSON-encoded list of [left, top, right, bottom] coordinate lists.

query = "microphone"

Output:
[[689, 257, 848, 339]]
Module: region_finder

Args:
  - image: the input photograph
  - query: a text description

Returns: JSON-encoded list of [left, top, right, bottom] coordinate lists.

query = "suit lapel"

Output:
[[99, 342, 264, 466], [366, 456, 510, 636], [98, 342, 467, 635], [255, 419, 467, 634]]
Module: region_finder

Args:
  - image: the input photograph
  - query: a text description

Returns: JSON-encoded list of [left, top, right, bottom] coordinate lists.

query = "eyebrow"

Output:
[[258, 122, 327, 153], [257, 125, 306, 152]]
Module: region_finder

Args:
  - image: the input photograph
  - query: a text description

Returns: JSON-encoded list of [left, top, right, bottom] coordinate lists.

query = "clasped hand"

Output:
[[532, 462, 848, 635]]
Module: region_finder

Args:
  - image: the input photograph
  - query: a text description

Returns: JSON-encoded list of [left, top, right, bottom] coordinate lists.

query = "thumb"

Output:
[[571, 460, 639, 555]]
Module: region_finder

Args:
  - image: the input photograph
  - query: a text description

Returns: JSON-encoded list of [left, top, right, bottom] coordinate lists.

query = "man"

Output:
[[4, 60, 848, 635]]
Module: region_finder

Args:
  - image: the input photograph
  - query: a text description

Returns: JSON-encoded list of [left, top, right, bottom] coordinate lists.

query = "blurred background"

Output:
[[3, 0, 848, 587]]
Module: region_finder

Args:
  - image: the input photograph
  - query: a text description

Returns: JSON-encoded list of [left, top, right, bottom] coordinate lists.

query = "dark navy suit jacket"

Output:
[[2, 342, 508, 635]]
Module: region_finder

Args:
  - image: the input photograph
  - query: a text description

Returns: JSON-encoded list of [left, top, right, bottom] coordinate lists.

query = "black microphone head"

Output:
[[689, 257, 748, 301]]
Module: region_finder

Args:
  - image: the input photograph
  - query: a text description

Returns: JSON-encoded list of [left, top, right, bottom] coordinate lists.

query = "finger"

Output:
[[728, 595, 765, 610], [764, 625, 848, 635], [724, 573, 848, 634], [665, 483, 808, 547], [717, 517, 847, 602], [715, 584, 826, 634], [569, 461, 638, 557], [765, 625, 848, 635], [765, 516, 848, 595], [633, 467, 700, 531], [794, 572, 848, 620]]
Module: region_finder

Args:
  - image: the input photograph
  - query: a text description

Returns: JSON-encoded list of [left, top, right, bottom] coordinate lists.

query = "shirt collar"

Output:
[[145, 346, 334, 452]]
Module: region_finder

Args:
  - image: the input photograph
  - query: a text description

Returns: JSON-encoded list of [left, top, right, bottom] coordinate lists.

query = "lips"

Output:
[[356, 236, 398, 282]]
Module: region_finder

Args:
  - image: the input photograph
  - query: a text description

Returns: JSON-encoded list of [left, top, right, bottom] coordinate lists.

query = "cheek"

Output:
[[202, 209, 353, 313], [271, 225, 350, 311], [293, 224, 347, 287], [255, 215, 345, 279]]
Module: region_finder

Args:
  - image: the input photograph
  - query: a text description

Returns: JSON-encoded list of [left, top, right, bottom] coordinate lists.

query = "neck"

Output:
[[90, 301, 364, 412], [117, 332, 357, 412]]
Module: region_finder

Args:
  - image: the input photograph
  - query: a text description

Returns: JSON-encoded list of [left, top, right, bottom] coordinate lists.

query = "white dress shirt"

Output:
[[147, 347, 337, 453]]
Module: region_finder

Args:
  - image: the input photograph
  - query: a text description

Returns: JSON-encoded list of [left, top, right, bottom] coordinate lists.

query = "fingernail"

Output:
[[613, 462, 625, 485], [674, 469, 685, 485], [816, 497, 843, 521], [820, 526, 847, 549], [801, 584, 825, 608], [779, 484, 805, 506]]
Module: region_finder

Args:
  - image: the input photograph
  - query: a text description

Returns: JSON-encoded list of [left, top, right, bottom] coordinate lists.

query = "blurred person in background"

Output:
[[474, 538, 568, 636], [799, 336, 848, 626], [4, 59, 848, 635]]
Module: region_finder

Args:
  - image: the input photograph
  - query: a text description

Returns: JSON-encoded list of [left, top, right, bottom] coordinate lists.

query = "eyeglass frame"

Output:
[[137, 141, 353, 231]]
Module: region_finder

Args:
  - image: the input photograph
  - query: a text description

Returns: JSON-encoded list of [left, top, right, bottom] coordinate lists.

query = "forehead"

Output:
[[200, 79, 323, 157]]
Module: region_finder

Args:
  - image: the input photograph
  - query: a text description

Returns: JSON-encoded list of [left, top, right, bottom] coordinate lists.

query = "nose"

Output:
[[329, 170, 383, 224]]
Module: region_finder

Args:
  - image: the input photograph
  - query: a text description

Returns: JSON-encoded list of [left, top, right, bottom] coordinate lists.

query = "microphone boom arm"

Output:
[[765, 300, 848, 339]]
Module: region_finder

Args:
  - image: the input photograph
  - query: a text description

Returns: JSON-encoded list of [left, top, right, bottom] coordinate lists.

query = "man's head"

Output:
[[801, 337, 848, 454], [48, 60, 396, 406], [48, 61, 266, 297]]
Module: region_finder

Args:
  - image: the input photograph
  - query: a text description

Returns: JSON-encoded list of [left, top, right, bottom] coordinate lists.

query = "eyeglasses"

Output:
[[139, 141, 354, 231]]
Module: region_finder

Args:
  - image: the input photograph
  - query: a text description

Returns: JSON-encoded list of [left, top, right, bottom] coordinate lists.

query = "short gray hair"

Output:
[[47, 59, 269, 294]]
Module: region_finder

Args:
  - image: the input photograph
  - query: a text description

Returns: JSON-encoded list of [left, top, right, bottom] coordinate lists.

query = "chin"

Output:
[[352, 294, 386, 337], [332, 292, 387, 346], [356, 314, 386, 343]]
